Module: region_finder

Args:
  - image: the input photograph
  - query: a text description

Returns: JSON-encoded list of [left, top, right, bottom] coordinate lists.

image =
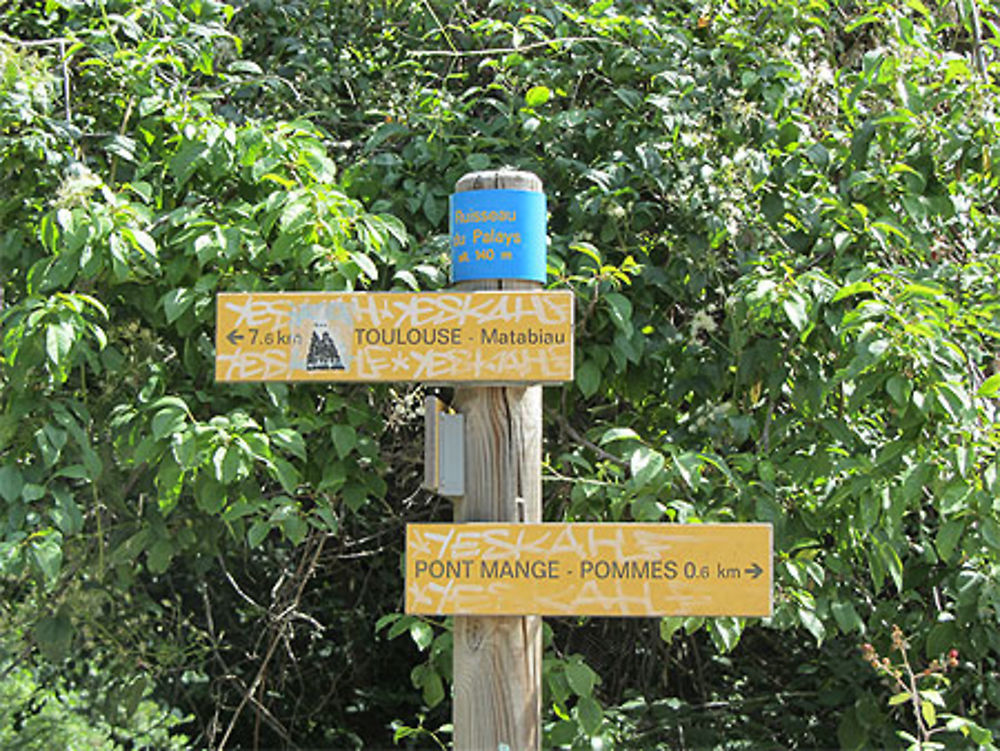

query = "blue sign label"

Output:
[[449, 189, 546, 283]]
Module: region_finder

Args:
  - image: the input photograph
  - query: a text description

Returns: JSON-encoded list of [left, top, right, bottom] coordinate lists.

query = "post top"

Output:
[[455, 170, 542, 193]]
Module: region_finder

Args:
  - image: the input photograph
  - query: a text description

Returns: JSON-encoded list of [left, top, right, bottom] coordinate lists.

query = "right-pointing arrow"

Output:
[[745, 562, 763, 579]]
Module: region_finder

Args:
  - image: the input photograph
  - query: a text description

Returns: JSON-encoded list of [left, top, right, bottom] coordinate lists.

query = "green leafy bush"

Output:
[[2, 0, 998, 747]]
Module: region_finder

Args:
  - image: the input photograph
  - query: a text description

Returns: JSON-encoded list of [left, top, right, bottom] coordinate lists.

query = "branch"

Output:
[[411, 36, 611, 58], [59, 40, 71, 126], [967, 0, 988, 82], [0, 34, 72, 48], [755, 340, 794, 454], [545, 407, 627, 467], [215, 532, 326, 751]]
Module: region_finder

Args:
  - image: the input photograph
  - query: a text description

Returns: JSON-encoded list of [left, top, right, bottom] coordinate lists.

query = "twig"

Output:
[[217, 556, 265, 613], [59, 40, 71, 127], [967, 0, 987, 82], [411, 36, 611, 57], [419, 0, 458, 54], [215, 533, 326, 751], [202, 585, 293, 748], [0, 34, 72, 48], [755, 342, 793, 454], [0, 643, 34, 682], [545, 407, 628, 467]]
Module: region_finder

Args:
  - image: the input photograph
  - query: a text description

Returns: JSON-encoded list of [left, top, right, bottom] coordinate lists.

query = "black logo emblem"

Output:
[[305, 329, 345, 371]]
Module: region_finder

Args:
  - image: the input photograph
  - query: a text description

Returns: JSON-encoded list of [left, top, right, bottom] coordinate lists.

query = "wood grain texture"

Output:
[[452, 170, 543, 751]]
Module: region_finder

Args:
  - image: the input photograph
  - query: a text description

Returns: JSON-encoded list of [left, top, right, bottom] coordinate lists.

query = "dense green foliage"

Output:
[[1, 0, 998, 748]]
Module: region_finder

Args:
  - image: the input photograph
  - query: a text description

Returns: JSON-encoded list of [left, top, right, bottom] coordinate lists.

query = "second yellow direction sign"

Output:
[[215, 290, 574, 384], [406, 523, 772, 617]]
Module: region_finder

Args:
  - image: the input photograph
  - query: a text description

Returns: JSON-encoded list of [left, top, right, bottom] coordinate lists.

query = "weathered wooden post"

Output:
[[451, 170, 544, 750]]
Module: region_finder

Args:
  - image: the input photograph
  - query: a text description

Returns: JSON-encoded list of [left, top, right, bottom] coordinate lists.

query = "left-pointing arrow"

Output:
[[226, 330, 244, 345], [745, 562, 763, 579]]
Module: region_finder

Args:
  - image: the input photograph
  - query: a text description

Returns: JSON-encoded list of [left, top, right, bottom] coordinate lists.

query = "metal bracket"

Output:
[[423, 396, 464, 497]]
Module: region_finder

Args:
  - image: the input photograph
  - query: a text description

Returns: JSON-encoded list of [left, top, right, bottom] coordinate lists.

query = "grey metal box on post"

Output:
[[423, 395, 464, 498]]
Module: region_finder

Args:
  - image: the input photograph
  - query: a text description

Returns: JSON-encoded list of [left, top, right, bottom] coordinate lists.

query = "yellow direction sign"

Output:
[[406, 523, 772, 617], [215, 290, 573, 383]]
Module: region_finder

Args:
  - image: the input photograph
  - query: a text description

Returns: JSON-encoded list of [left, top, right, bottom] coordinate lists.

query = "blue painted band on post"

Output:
[[449, 189, 547, 282]]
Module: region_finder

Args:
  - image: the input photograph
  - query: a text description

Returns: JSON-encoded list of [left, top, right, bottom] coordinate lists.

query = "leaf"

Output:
[[888, 691, 911, 706], [34, 612, 73, 662], [105, 134, 137, 162], [981, 516, 1000, 552], [879, 539, 904, 592], [146, 538, 174, 574], [375, 613, 401, 633], [837, 707, 868, 751], [798, 607, 826, 644], [31, 535, 63, 584], [46, 320, 75, 365], [525, 85, 551, 107], [272, 457, 300, 494], [576, 695, 603, 735], [571, 242, 601, 267], [410, 620, 433, 650], [150, 396, 190, 412], [832, 281, 876, 302], [195, 477, 226, 514], [169, 140, 208, 185], [248, 520, 270, 548], [921, 689, 945, 708], [330, 424, 357, 458], [420, 668, 444, 707], [630, 446, 665, 487], [925, 622, 958, 660], [422, 192, 445, 227], [387, 614, 416, 640], [127, 228, 157, 258], [709, 617, 743, 653], [350, 250, 379, 280], [599, 427, 640, 445], [282, 514, 308, 545], [271, 428, 307, 461], [935, 518, 964, 560], [162, 288, 194, 323], [604, 292, 633, 334], [50, 485, 83, 535], [229, 59, 263, 75], [152, 407, 186, 440], [674, 451, 703, 488], [659, 616, 685, 643], [782, 293, 808, 332], [831, 600, 864, 633], [0, 465, 24, 503], [218, 445, 244, 485], [22, 484, 45, 502], [576, 360, 601, 398], [565, 660, 597, 697], [886, 375, 912, 407], [935, 382, 972, 420], [465, 153, 490, 171], [977, 373, 1000, 398], [280, 196, 312, 233]]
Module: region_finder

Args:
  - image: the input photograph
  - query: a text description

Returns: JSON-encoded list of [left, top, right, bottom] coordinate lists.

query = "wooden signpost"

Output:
[[450, 171, 545, 751], [214, 169, 773, 751]]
